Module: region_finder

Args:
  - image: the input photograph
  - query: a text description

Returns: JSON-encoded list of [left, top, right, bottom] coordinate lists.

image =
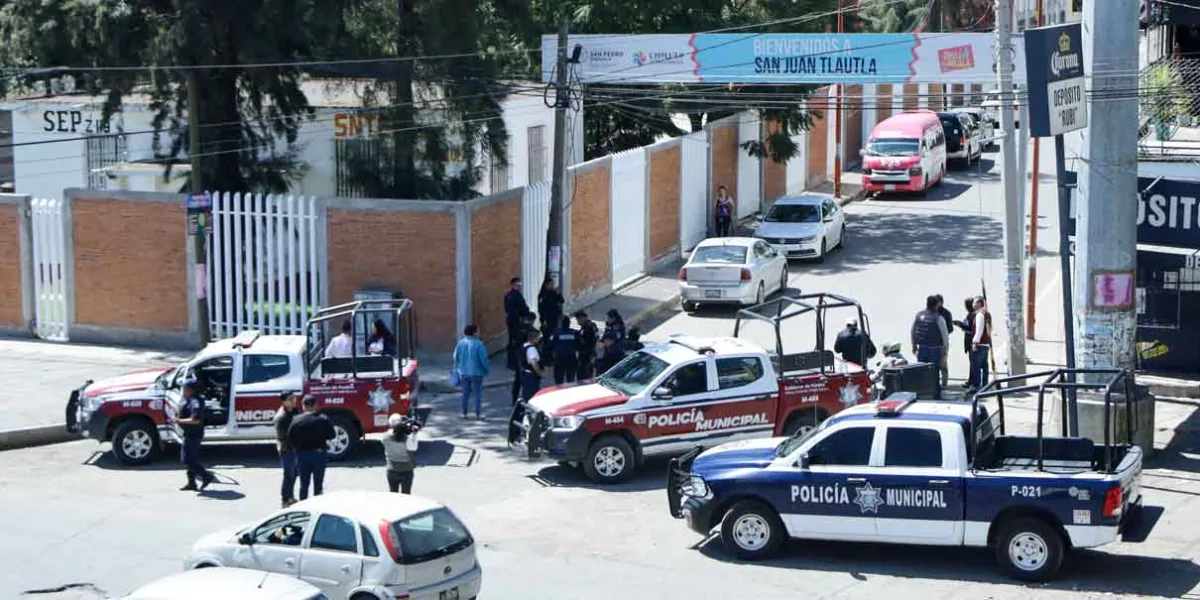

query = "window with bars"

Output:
[[1138, 265, 1200, 329], [527, 125, 547, 184], [85, 134, 127, 190], [490, 148, 510, 194]]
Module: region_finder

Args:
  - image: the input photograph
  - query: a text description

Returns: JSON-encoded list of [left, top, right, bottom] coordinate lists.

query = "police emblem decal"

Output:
[[853, 482, 885, 514], [633, 413, 648, 425], [839, 384, 862, 407], [368, 384, 393, 413]]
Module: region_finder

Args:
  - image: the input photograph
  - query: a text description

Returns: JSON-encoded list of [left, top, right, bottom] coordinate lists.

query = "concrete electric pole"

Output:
[[1074, 0, 1140, 377], [545, 14, 570, 290], [997, 0, 1027, 375], [187, 72, 212, 345]]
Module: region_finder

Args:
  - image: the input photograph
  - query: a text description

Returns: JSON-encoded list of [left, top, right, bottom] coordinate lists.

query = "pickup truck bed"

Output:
[[975, 434, 1136, 475]]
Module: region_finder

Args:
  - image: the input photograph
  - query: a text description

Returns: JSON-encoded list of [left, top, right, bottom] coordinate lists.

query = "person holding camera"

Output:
[[382, 414, 419, 494]]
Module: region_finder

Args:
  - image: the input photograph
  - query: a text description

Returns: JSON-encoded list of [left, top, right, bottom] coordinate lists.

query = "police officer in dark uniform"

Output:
[[910, 295, 950, 400], [596, 330, 627, 374], [174, 378, 215, 491], [552, 315, 579, 384], [574, 310, 599, 380]]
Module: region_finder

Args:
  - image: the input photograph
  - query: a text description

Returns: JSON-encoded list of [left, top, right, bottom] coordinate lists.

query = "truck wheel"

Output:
[[324, 415, 361, 462], [681, 299, 698, 313], [720, 500, 786, 561], [782, 409, 826, 437], [995, 517, 1065, 582], [112, 419, 160, 466], [583, 435, 635, 484]]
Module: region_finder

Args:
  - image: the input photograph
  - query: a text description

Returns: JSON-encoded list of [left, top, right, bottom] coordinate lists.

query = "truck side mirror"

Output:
[[652, 386, 674, 400], [238, 532, 253, 546], [797, 453, 811, 470]]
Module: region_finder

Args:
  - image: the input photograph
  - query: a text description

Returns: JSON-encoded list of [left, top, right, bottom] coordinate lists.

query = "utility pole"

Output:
[[833, 0, 844, 198], [545, 14, 570, 290], [997, 0, 1027, 375], [1074, 0, 1140, 378], [187, 72, 212, 345], [1025, 0, 1044, 339]]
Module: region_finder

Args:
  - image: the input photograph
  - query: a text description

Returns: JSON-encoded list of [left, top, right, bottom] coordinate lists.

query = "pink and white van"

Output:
[[862, 110, 947, 196]]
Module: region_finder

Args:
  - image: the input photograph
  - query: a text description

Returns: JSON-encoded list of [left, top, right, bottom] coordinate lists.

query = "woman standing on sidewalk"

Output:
[[714, 186, 735, 237], [453, 324, 490, 419]]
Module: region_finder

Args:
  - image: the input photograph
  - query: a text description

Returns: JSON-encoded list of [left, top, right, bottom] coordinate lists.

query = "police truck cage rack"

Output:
[[732, 293, 871, 377], [970, 368, 1138, 475], [304, 298, 417, 380]]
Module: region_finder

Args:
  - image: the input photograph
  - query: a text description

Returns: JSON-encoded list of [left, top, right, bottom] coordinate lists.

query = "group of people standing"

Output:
[[910, 294, 992, 399]]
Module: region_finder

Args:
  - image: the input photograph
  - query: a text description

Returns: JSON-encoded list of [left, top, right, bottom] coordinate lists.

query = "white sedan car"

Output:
[[185, 491, 482, 600], [678, 237, 788, 312], [123, 567, 328, 600], [752, 194, 846, 261]]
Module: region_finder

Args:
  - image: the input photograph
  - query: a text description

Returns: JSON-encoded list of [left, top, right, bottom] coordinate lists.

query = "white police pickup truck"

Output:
[[667, 391, 1146, 581]]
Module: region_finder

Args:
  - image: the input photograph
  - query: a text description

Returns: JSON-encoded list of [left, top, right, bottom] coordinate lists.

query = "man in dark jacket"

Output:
[[575, 310, 600, 380], [552, 315, 580, 384], [504, 277, 529, 340], [274, 392, 301, 508], [174, 379, 216, 492], [622, 326, 645, 353], [911, 295, 950, 399], [833, 318, 876, 366], [538, 279, 565, 342], [286, 395, 336, 500], [596, 330, 627, 374], [934, 294, 955, 388]]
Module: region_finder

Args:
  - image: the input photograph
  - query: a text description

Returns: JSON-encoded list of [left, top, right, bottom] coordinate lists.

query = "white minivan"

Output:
[[185, 491, 482, 600]]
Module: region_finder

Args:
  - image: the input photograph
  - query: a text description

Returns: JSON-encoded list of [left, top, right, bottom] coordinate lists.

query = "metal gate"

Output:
[[737, 112, 762, 218], [30, 198, 69, 340], [208, 192, 327, 338], [521, 180, 551, 309], [610, 148, 648, 286], [679, 132, 709, 252], [786, 132, 808, 196]]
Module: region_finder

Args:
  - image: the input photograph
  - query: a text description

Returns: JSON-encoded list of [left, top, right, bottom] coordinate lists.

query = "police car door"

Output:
[[870, 423, 963, 544], [232, 352, 302, 435], [781, 422, 882, 540], [639, 357, 718, 455]]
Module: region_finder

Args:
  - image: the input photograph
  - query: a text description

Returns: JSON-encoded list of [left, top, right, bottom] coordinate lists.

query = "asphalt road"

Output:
[[3, 145, 1200, 599]]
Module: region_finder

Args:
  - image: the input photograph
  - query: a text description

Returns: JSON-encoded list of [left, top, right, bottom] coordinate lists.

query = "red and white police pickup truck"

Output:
[[65, 300, 419, 465], [514, 294, 875, 484]]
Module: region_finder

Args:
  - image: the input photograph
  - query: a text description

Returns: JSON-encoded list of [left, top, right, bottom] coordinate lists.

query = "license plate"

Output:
[[704, 290, 721, 299], [885, 184, 896, 191], [440, 588, 460, 600]]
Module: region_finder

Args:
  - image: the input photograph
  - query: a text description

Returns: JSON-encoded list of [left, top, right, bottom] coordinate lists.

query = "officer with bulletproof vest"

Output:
[[596, 330, 627, 374], [910, 295, 950, 399], [552, 315, 579, 384], [574, 310, 599, 380], [174, 378, 216, 492]]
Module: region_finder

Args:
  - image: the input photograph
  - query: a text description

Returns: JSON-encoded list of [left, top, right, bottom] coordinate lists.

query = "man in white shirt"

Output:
[[967, 296, 993, 392], [324, 320, 354, 359]]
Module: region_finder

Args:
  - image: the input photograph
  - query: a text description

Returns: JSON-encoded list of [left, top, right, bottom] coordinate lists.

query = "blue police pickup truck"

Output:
[[667, 393, 1145, 581]]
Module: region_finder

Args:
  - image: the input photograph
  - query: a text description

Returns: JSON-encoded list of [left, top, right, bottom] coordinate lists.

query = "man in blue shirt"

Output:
[[174, 379, 215, 492], [453, 324, 491, 419]]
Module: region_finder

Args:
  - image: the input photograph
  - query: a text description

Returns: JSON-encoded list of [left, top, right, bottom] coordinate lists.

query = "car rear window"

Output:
[[390, 508, 473, 564], [764, 203, 820, 223], [692, 245, 748, 264]]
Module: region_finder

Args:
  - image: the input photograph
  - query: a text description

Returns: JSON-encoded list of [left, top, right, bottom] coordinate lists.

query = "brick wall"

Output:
[[72, 195, 189, 332], [807, 92, 829, 189], [843, 85, 864, 166], [951, 83, 965, 107], [904, 83, 920, 111], [328, 207, 457, 351], [569, 164, 611, 299], [762, 121, 787, 205], [929, 83, 945, 110], [710, 124, 739, 213], [0, 202, 23, 329], [470, 192, 521, 347], [876, 83, 893, 123], [647, 145, 680, 263]]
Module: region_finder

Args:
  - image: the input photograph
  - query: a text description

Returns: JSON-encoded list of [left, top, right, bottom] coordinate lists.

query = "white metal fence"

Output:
[[207, 192, 327, 339], [520, 180, 551, 310], [680, 132, 710, 252], [610, 148, 648, 286], [737, 112, 763, 219], [30, 197, 69, 341]]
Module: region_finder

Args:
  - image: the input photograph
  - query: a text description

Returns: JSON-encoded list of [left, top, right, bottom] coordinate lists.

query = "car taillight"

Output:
[[960, 136, 966, 145], [740, 268, 752, 282], [378, 520, 403, 562], [909, 166, 923, 175], [1102, 486, 1123, 518], [678, 268, 687, 282]]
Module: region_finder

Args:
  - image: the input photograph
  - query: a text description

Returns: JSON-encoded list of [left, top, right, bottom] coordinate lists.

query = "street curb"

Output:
[[0, 425, 74, 451], [835, 187, 868, 206], [1139, 378, 1200, 400]]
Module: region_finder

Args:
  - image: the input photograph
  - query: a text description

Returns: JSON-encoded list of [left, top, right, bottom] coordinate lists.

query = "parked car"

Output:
[[66, 300, 419, 465], [952, 107, 996, 150], [122, 567, 328, 600], [981, 88, 1021, 128], [754, 194, 846, 261], [185, 491, 482, 600], [938, 111, 981, 166], [861, 110, 947, 197], [678, 237, 788, 312]]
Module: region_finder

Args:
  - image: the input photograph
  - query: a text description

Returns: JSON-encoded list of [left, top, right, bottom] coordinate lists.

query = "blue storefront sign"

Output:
[[1023, 23, 1086, 137]]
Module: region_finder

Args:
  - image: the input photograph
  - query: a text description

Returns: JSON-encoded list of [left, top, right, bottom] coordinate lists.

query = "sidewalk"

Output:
[[1026, 337, 1200, 401]]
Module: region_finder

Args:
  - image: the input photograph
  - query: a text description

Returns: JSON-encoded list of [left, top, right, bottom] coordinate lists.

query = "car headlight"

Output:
[[81, 395, 101, 412], [797, 236, 817, 243], [551, 415, 585, 430], [688, 475, 711, 498]]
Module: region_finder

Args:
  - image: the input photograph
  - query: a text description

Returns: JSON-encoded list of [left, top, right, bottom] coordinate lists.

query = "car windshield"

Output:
[[691, 245, 747, 264], [775, 420, 827, 457], [764, 203, 820, 223], [390, 508, 473, 564], [866, 138, 919, 156], [598, 351, 670, 396]]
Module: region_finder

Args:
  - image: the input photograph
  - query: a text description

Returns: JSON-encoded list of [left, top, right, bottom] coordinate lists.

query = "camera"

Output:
[[391, 415, 420, 437]]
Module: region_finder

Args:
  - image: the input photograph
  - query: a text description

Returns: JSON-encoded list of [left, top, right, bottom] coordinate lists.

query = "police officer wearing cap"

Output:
[[595, 330, 627, 374], [174, 378, 215, 491], [552, 315, 580, 384]]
